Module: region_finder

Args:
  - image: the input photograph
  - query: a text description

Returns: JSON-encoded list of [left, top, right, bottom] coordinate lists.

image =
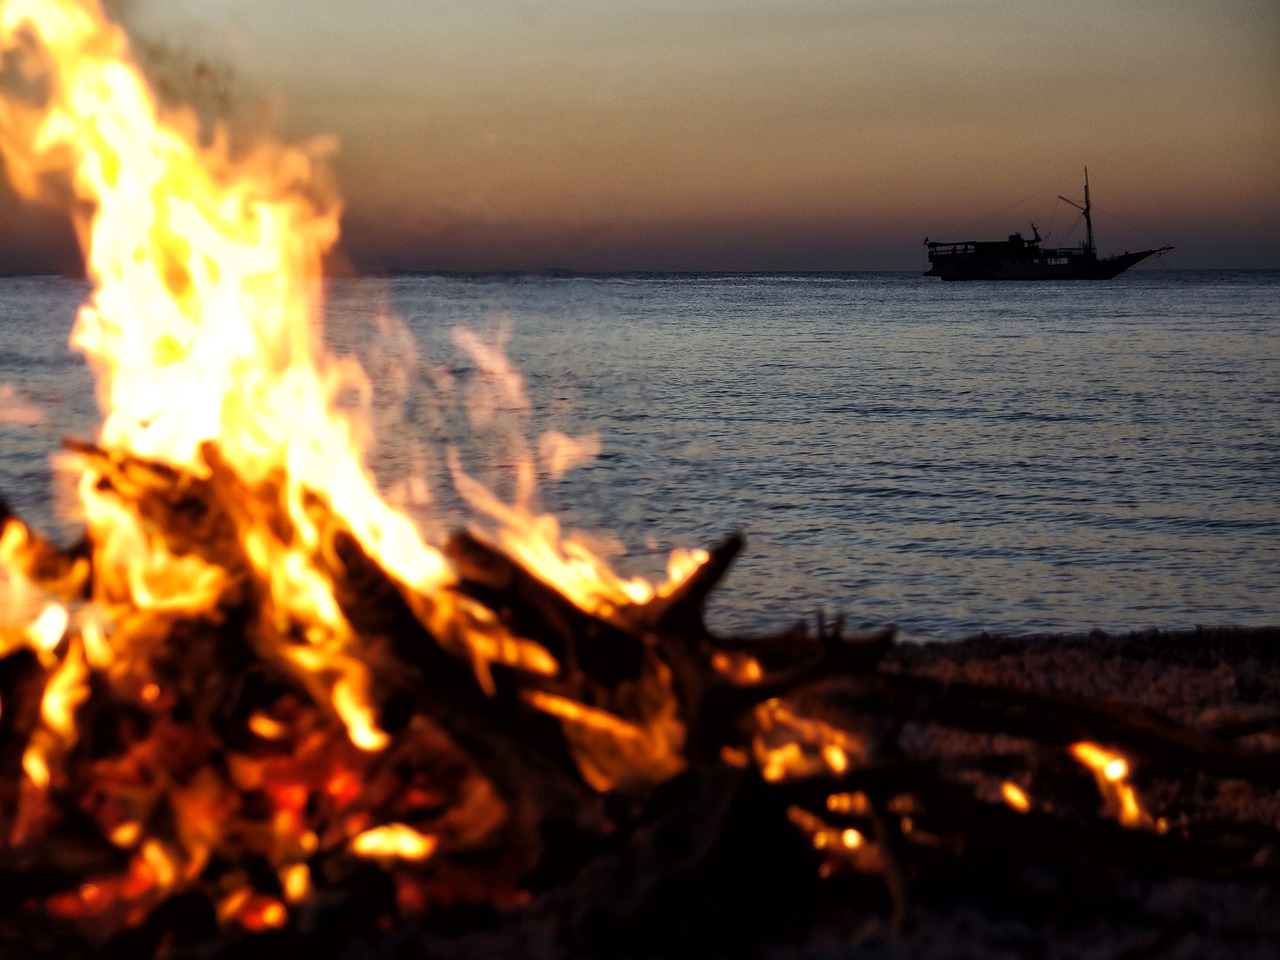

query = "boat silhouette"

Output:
[[924, 169, 1172, 281]]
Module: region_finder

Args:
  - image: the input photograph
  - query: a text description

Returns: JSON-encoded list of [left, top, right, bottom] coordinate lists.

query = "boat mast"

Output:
[[1082, 166, 1094, 255], [1058, 167, 1096, 256]]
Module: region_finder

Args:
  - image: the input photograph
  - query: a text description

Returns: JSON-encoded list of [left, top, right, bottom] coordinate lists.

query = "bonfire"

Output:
[[1, 3, 1277, 957]]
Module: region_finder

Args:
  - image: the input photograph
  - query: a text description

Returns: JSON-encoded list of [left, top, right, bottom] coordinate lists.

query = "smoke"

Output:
[[327, 286, 600, 551]]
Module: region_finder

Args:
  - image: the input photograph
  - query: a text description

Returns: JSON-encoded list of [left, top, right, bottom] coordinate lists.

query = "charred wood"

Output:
[[2, 470, 1279, 958]]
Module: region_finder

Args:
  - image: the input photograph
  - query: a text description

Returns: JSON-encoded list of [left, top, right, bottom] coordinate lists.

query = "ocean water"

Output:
[[1, 270, 1276, 641]]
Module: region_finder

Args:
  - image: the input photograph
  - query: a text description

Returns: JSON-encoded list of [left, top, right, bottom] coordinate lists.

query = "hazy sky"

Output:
[[3, 0, 1278, 271]]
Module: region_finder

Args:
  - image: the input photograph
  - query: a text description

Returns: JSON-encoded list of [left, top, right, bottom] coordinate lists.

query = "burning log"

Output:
[[4, 452, 1280, 957]]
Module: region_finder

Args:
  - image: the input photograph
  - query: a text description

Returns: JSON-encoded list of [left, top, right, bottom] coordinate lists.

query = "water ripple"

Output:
[[1, 270, 1276, 642]]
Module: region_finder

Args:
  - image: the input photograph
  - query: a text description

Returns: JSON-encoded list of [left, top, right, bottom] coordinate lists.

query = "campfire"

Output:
[[2, 3, 1278, 957]]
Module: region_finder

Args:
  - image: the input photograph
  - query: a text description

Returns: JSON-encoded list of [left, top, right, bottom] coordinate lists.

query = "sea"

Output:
[[1, 269, 1276, 642]]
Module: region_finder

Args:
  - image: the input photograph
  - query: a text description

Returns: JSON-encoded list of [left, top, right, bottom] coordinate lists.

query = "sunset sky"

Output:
[[2, 0, 1278, 272]]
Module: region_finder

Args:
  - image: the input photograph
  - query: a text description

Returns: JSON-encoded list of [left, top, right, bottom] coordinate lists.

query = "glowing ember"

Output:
[[1069, 741, 1163, 831], [1000, 781, 1031, 813], [752, 698, 869, 782], [786, 805, 880, 880], [350, 823, 440, 862]]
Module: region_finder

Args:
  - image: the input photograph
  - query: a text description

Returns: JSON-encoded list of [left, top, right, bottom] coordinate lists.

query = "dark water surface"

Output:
[[2, 270, 1276, 640]]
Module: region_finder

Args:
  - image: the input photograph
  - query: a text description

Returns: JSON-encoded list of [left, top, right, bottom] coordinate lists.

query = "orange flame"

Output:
[[0, 0, 704, 733], [0, 0, 457, 758], [0, 0, 715, 937]]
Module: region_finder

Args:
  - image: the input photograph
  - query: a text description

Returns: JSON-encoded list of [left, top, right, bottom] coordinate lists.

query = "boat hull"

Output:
[[924, 248, 1170, 281]]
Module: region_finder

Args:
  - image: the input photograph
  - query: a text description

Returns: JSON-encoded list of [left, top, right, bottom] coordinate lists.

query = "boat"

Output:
[[923, 169, 1172, 281]]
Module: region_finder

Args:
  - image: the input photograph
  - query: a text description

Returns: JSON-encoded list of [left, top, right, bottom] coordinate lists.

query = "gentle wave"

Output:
[[1, 270, 1276, 641]]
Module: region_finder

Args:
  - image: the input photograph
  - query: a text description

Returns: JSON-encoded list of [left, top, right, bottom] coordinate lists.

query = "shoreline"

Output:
[[892, 623, 1280, 718], [845, 623, 1280, 959]]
